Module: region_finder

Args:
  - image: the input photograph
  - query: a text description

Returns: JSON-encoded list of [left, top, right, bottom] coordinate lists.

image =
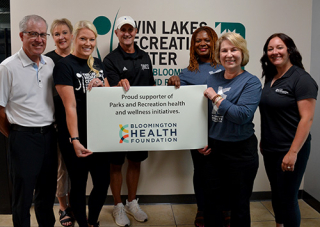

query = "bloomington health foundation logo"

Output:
[[119, 124, 129, 143], [118, 123, 178, 144]]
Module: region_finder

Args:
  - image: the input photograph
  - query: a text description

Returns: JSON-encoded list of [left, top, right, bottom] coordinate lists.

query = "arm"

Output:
[[205, 77, 261, 125], [0, 106, 9, 137], [56, 84, 92, 157], [0, 65, 10, 137], [281, 98, 316, 171], [148, 56, 156, 86]]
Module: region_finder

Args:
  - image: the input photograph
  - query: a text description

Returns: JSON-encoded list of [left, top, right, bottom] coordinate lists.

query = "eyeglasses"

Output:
[[23, 31, 50, 39]]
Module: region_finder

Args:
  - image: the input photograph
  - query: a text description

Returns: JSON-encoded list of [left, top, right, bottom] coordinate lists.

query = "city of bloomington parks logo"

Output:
[[118, 123, 178, 144], [215, 22, 246, 39]]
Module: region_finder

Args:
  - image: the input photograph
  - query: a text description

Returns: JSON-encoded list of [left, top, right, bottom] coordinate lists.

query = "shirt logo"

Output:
[[275, 88, 289, 95], [141, 64, 149, 70], [217, 86, 231, 99], [75, 70, 104, 93], [209, 69, 222, 75], [212, 86, 231, 122], [123, 67, 128, 71]]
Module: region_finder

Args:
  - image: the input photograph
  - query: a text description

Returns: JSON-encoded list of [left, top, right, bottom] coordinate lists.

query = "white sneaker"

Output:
[[112, 203, 130, 227], [125, 199, 148, 222]]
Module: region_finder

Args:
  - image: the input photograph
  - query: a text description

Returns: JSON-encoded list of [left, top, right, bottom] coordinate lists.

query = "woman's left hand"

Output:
[[198, 145, 211, 156], [204, 87, 217, 100], [88, 78, 103, 91], [281, 151, 297, 172]]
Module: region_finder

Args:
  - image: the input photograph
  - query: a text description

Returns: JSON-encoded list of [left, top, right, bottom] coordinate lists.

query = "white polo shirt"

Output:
[[0, 48, 55, 127]]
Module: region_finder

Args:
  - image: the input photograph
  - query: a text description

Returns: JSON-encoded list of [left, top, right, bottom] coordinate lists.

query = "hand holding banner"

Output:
[[87, 85, 207, 152]]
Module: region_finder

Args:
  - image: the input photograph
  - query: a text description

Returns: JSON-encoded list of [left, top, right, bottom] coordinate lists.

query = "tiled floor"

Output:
[[0, 200, 319, 226]]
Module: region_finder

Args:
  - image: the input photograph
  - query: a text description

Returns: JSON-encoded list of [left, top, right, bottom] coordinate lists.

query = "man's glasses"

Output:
[[23, 31, 50, 40]]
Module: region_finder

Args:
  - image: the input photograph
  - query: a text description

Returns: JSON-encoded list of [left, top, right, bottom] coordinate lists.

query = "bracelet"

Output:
[[211, 94, 220, 103], [214, 96, 223, 105], [69, 137, 80, 144]]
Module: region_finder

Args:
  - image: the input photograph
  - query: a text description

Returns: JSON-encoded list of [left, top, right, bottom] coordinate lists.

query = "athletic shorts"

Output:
[[109, 151, 148, 165]]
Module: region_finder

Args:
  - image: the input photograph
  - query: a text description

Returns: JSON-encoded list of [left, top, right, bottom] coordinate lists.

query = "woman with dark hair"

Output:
[[168, 26, 223, 87], [260, 33, 318, 227], [168, 26, 223, 227]]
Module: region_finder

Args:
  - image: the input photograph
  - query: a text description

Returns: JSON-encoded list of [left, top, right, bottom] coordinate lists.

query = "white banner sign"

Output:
[[87, 85, 207, 152]]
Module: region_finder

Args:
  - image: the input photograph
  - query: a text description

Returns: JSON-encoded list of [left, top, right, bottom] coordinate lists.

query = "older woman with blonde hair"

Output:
[[46, 18, 74, 227], [200, 32, 261, 226], [53, 20, 110, 227], [46, 18, 73, 60]]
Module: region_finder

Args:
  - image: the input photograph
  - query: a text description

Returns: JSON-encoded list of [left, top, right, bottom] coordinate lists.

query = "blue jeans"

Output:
[[204, 135, 259, 227], [263, 140, 310, 227]]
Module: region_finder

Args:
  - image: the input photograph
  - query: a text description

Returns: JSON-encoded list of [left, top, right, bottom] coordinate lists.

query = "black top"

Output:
[[46, 50, 65, 97], [103, 44, 155, 86], [45, 50, 65, 126], [45, 50, 64, 64], [259, 65, 318, 152], [53, 54, 106, 146]]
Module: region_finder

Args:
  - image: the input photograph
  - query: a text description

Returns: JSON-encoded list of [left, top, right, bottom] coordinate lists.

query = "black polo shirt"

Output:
[[103, 44, 155, 86], [259, 65, 318, 152]]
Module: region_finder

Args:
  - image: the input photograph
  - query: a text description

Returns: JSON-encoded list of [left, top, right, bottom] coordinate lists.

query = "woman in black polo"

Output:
[[260, 33, 318, 227]]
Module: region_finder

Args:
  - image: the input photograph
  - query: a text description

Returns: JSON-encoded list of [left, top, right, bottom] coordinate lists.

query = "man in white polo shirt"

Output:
[[0, 15, 57, 227]]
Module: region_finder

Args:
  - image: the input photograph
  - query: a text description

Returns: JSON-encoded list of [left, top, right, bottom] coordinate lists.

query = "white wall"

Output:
[[10, 0, 314, 195], [304, 0, 320, 201]]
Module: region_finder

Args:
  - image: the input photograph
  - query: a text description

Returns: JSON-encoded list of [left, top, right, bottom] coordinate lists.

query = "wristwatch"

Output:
[[69, 137, 80, 143]]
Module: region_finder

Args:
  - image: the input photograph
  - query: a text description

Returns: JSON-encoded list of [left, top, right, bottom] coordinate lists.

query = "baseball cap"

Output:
[[115, 16, 136, 30]]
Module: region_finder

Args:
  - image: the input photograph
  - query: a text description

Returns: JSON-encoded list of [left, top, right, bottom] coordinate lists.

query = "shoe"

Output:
[[125, 199, 148, 222], [59, 207, 75, 227], [113, 203, 130, 227], [223, 210, 231, 227], [194, 210, 204, 227]]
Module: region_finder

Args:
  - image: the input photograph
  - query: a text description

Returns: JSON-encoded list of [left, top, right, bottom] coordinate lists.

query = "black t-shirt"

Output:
[[53, 54, 106, 146], [103, 44, 155, 86], [45, 50, 64, 64], [259, 65, 318, 152], [45, 50, 66, 126]]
